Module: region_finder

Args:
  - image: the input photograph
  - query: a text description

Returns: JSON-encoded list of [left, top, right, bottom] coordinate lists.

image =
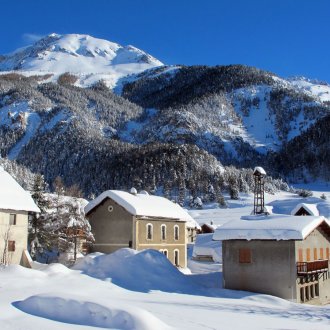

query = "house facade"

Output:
[[214, 214, 330, 304], [85, 190, 193, 268], [0, 168, 39, 266]]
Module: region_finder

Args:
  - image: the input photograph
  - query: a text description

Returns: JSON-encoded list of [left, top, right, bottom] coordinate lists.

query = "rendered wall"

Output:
[[0, 210, 28, 265], [223, 240, 297, 301], [87, 198, 133, 254], [137, 219, 187, 268]]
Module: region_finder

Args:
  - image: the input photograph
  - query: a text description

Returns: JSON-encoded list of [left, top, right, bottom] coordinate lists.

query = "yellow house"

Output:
[[0, 167, 39, 266], [85, 189, 196, 268]]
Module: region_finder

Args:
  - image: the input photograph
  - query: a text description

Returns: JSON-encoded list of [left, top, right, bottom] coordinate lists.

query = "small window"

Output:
[[239, 248, 251, 263], [146, 223, 153, 240], [174, 249, 179, 266], [306, 248, 311, 262], [326, 248, 330, 260], [8, 240, 15, 252], [160, 249, 168, 258], [314, 248, 318, 261], [9, 214, 16, 225], [310, 285, 315, 298], [174, 225, 179, 240], [161, 224, 166, 240], [300, 287, 305, 302], [315, 283, 319, 296], [298, 248, 303, 262], [305, 286, 310, 300]]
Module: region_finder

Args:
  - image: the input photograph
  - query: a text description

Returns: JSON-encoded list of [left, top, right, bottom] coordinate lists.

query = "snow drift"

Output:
[[73, 248, 203, 294], [15, 294, 170, 330]]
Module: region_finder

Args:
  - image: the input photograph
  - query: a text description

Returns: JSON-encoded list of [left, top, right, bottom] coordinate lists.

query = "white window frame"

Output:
[[160, 249, 168, 258], [146, 223, 153, 240], [174, 249, 179, 266], [174, 225, 179, 240], [161, 224, 167, 240]]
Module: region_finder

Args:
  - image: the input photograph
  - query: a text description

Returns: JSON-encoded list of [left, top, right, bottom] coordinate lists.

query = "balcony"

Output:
[[297, 260, 329, 275]]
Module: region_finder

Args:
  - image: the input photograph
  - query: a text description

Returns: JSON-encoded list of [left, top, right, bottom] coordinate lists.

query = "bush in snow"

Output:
[[190, 196, 203, 209], [297, 189, 313, 198]]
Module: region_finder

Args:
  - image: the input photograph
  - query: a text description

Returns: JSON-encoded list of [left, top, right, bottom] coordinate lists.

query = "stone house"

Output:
[[85, 189, 197, 268], [213, 214, 330, 304], [0, 167, 39, 266]]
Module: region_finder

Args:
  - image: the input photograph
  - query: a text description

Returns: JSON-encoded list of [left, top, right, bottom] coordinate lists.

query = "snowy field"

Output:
[[1, 188, 330, 330]]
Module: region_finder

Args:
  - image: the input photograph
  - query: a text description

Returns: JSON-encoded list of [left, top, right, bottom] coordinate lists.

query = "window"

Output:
[[161, 224, 166, 240], [305, 286, 310, 300], [174, 225, 179, 240], [9, 214, 16, 225], [315, 283, 319, 296], [298, 248, 303, 262], [310, 285, 315, 298], [306, 248, 311, 261], [239, 248, 251, 263], [8, 241, 15, 252], [160, 249, 168, 258], [326, 248, 330, 260], [146, 223, 153, 240], [300, 287, 305, 302], [174, 249, 179, 266], [314, 248, 318, 261]]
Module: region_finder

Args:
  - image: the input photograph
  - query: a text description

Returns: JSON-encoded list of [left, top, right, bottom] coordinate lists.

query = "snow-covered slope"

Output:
[[1, 247, 330, 330], [289, 77, 330, 103], [0, 33, 163, 88]]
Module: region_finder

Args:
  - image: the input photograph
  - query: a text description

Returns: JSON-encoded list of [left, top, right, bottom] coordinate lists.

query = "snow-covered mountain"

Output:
[[288, 76, 330, 103], [0, 34, 329, 194], [0, 33, 163, 88]]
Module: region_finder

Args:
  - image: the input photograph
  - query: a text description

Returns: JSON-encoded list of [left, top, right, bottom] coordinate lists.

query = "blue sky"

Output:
[[1, 0, 329, 81]]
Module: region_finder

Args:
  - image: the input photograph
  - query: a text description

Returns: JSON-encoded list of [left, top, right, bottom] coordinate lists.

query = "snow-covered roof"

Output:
[[85, 190, 197, 227], [0, 167, 40, 212], [192, 233, 222, 262], [291, 203, 319, 216], [253, 166, 266, 176], [213, 214, 329, 241]]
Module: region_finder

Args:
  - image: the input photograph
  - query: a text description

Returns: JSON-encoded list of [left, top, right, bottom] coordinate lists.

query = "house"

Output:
[[85, 189, 197, 268], [0, 167, 39, 266], [192, 233, 221, 262], [268, 197, 330, 219], [200, 222, 217, 234], [291, 203, 320, 216], [213, 214, 330, 304]]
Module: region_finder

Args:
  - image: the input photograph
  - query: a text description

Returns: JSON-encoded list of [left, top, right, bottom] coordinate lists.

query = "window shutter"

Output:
[[239, 248, 251, 263], [8, 240, 15, 252]]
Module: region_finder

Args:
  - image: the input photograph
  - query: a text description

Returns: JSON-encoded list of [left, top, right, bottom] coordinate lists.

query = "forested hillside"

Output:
[[0, 34, 329, 202]]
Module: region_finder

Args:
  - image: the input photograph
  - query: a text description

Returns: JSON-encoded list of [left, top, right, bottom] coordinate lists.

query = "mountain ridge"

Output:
[[0, 33, 328, 199]]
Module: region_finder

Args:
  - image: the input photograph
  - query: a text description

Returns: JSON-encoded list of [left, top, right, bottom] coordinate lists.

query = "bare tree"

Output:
[[0, 225, 12, 266]]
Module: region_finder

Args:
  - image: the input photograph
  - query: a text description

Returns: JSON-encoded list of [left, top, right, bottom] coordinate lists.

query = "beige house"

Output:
[[85, 189, 196, 268], [0, 167, 39, 266], [214, 214, 330, 304]]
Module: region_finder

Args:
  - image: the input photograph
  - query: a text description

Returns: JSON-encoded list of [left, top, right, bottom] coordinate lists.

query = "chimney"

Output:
[[130, 187, 137, 195]]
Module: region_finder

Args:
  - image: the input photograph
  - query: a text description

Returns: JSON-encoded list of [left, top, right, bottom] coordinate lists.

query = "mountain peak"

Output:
[[0, 33, 163, 84]]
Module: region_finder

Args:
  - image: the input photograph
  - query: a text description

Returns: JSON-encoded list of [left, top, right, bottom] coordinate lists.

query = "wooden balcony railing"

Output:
[[297, 260, 329, 275]]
